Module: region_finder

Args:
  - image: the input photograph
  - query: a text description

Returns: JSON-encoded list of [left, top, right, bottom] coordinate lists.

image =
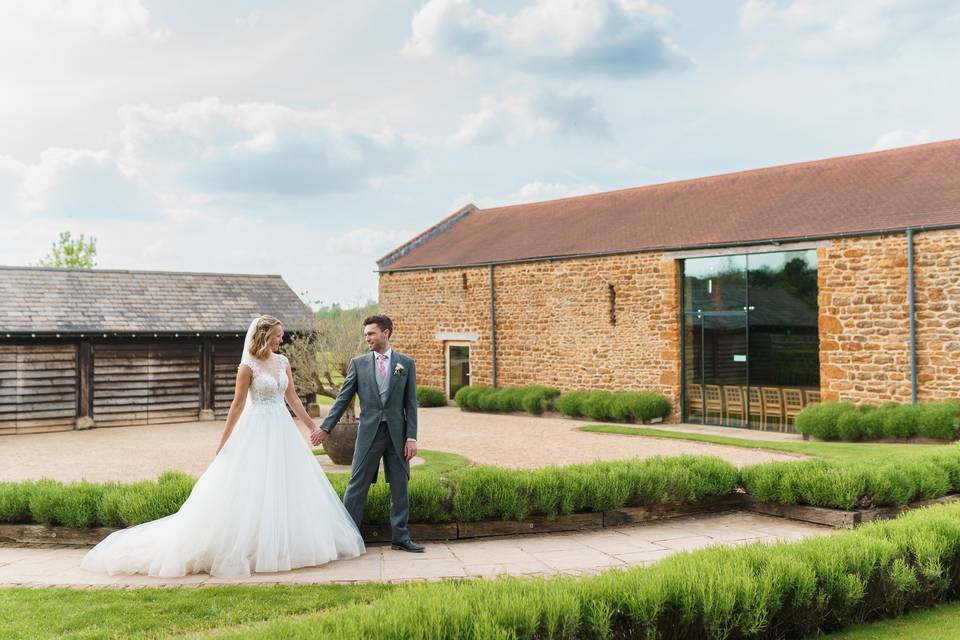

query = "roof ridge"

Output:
[[0, 265, 284, 278], [477, 138, 960, 214], [378, 203, 477, 267]]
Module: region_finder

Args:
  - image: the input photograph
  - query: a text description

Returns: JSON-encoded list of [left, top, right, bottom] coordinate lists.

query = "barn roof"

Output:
[[379, 139, 960, 271], [0, 267, 315, 335]]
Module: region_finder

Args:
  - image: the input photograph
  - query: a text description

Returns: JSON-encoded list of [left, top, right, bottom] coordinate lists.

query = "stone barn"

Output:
[[0, 267, 313, 434], [376, 139, 960, 431]]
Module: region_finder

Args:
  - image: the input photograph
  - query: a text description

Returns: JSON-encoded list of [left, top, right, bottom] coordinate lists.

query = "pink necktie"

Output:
[[377, 354, 387, 379]]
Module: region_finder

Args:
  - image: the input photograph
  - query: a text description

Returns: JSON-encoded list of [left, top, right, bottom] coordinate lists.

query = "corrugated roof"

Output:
[[379, 139, 960, 271], [0, 267, 315, 334]]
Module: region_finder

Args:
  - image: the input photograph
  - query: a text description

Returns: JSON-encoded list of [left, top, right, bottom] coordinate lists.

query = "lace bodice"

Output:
[[240, 354, 289, 405]]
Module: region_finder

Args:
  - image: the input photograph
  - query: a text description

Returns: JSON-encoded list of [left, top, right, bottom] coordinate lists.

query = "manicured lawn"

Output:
[[818, 601, 960, 639], [0, 583, 393, 640], [580, 425, 959, 464], [313, 448, 470, 477]]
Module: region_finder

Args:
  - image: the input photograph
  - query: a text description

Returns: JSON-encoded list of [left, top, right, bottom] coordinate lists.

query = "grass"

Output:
[[193, 503, 960, 639], [7, 504, 960, 639], [819, 601, 960, 639], [312, 448, 470, 477], [580, 424, 960, 464], [0, 583, 393, 640]]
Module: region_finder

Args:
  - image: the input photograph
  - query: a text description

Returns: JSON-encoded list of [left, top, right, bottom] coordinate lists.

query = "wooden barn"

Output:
[[0, 267, 314, 434]]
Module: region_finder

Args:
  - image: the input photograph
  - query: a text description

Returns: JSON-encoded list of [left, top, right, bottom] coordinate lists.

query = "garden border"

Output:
[[4, 493, 957, 548]]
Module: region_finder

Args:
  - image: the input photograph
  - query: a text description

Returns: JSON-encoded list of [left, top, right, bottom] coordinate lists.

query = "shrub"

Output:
[[555, 391, 590, 417], [416, 386, 446, 407], [520, 386, 561, 415], [0, 480, 36, 523], [26, 479, 104, 528], [556, 390, 671, 423], [796, 402, 856, 440], [230, 503, 960, 640], [454, 385, 561, 415], [740, 449, 960, 510], [797, 401, 960, 442], [0, 455, 743, 530]]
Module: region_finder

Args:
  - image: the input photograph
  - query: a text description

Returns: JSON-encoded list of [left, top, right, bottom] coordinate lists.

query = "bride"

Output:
[[81, 315, 365, 578]]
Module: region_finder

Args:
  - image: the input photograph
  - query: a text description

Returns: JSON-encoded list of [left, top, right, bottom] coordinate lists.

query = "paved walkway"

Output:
[[0, 408, 801, 483], [0, 511, 830, 588]]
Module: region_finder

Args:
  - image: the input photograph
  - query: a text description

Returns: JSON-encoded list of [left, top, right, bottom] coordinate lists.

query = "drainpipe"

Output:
[[489, 263, 498, 388], [907, 228, 918, 404]]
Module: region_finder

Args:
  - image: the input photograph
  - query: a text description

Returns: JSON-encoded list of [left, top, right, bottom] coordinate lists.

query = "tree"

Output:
[[283, 301, 378, 422], [37, 231, 97, 268]]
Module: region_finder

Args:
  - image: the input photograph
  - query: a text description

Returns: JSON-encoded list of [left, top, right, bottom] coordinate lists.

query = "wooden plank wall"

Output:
[[93, 343, 201, 427], [0, 345, 78, 434], [213, 340, 244, 419]]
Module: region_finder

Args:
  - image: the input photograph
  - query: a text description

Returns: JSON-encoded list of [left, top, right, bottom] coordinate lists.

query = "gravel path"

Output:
[[417, 407, 801, 469], [0, 407, 800, 483]]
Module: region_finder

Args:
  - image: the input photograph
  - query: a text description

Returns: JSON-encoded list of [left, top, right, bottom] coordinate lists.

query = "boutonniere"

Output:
[[393, 363, 405, 376]]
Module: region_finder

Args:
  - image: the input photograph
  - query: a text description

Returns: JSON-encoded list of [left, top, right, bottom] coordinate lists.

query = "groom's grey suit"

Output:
[[320, 350, 417, 544]]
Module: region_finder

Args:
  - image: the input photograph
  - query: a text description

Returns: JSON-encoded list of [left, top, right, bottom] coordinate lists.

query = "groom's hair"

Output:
[[363, 314, 393, 337]]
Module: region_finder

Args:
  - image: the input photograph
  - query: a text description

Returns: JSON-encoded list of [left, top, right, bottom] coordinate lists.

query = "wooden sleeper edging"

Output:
[[3, 494, 958, 547]]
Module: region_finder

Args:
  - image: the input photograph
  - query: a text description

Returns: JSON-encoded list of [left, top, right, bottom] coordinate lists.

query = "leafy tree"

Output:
[[37, 231, 97, 268], [283, 301, 378, 421]]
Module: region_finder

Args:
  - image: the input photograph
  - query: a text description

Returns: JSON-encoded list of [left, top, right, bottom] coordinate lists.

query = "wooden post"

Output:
[[199, 338, 215, 420], [76, 340, 94, 429]]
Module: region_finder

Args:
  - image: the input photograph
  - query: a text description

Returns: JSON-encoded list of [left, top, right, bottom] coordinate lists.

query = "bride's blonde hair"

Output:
[[249, 315, 282, 359]]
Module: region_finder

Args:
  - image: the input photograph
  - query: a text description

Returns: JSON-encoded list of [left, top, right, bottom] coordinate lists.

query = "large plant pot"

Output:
[[325, 421, 359, 465]]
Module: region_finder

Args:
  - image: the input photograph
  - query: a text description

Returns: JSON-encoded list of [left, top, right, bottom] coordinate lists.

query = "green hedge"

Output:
[[556, 390, 671, 423], [0, 456, 738, 529], [211, 503, 960, 639], [797, 401, 960, 441], [416, 386, 447, 407], [454, 385, 561, 415], [8, 448, 960, 530], [0, 471, 194, 529], [739, 448, 960, 510]]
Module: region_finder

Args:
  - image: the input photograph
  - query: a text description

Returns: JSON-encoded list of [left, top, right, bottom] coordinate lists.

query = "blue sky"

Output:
[[1, 0, 958, 306]]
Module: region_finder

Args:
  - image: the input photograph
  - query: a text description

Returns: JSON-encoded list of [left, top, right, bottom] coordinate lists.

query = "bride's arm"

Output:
[[283, 363, 318, 434], [216, 365, 252, 455]]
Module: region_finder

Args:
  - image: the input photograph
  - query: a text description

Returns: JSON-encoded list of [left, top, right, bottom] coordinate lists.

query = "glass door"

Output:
[[684, 312, 748, 426], [447, 344, 471, 400], [682, 254, 748, 427]]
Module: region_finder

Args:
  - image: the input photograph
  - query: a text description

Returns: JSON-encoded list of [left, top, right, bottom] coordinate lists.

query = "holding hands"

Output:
[[310, 426, 328, 447]]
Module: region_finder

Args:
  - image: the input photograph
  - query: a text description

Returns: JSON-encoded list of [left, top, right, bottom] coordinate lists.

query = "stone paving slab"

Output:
[[0, 512, 831, 589]]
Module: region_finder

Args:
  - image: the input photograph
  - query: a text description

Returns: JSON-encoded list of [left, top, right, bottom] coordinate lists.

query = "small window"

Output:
[[608, 283, 616, 325]]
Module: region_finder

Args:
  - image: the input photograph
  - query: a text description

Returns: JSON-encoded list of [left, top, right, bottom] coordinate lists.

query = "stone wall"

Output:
[[817, 227, 960, 404], [915, 228, 960, 400], [381, 226, 959, 418], [379, 253, 682, 415]]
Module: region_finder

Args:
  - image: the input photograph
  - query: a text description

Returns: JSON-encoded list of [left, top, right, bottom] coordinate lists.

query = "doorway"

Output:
[[446, 343, 471, 400]]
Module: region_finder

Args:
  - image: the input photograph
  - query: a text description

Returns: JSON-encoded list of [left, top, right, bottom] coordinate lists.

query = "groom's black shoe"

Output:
[[391, 539, 425, 553]]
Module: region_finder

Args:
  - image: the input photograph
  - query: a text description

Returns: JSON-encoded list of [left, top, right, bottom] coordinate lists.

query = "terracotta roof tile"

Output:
[[380, 139, 960, 270]]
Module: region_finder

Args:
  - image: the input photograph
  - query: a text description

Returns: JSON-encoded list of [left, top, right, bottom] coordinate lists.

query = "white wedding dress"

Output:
[[80, 351, 365, 578]]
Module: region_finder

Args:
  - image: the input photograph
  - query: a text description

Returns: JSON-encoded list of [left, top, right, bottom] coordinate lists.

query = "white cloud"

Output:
[[449, 90, 610, 145], [405, 0, 690, 76], [0, 1, 163, 40], [448, 181, 600, 210], [872, 129, 932, 151], [507, 181, 601, 204], [739, 0, 956, 58], [0, 148, 161, 220], [119, 98, 416, 196], [322, 227, 415, 256]]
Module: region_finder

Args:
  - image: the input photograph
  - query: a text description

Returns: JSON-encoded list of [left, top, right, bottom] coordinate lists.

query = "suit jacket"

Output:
[[320, 350, 418, 477]]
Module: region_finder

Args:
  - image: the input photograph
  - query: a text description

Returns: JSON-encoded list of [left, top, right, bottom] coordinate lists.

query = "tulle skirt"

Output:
[[80, 401, 365, 578]]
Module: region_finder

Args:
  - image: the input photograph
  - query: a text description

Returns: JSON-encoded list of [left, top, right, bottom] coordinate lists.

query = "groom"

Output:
[[311, 315, 424, 553]]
